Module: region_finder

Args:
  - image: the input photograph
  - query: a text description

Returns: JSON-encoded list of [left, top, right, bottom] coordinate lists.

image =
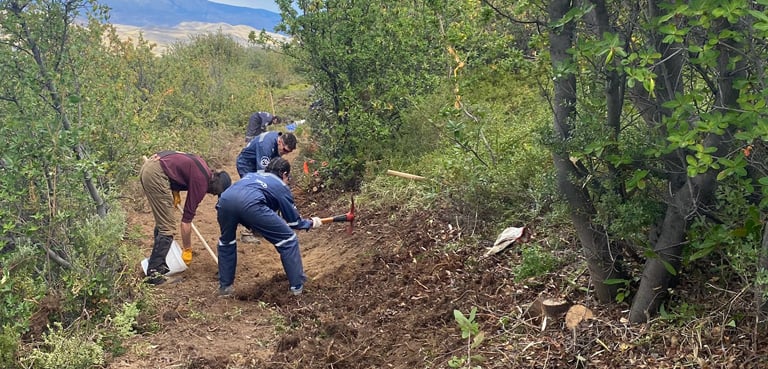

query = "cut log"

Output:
[[565, 304, 594, 330], [541, 298, 572, 318], [524, 297, 572, 320]]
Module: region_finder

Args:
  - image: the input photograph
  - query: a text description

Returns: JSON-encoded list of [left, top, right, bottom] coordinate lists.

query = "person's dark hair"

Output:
[[266, 157, 291, 179], [273, 116, 283, 124], [280, 132, 297, 151], [208, 170, 232, 196]]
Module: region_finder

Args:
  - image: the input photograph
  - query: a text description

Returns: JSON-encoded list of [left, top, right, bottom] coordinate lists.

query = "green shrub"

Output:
[[513, 244, 558, 281], [0, 243, 47, 369], [59, 210, 136, 320], [0, 324, 21, 369], [101, 301, 141, 356], [24, 322, 104, 369]]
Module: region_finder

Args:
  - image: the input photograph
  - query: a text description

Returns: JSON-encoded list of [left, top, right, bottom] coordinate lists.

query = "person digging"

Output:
[[216, 157, 322, 297], [140, 151, 231, 285]]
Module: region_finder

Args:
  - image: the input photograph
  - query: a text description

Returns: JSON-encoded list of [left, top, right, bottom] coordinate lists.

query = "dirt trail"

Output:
[[114, 143, 373, 368], [109, 138, 768, 369]]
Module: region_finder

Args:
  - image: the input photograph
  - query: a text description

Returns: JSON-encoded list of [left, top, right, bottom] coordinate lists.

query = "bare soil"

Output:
[[108, 142, 768, 369]]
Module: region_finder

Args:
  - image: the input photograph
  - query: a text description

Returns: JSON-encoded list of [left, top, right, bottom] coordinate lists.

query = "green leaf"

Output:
[[687, 247, 714, 262], [661, 260, 677, 276], [603, 278, 629, 286]]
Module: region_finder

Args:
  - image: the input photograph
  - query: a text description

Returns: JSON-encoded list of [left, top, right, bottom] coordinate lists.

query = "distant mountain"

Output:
[[98, 0, 282, 32]]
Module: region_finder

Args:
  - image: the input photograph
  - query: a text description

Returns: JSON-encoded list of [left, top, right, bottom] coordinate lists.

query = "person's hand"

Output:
[[294, 219, 313, 231], [182, 248, 192, 266], [312, 217, 323, 229], [173, 191, 181, 209]]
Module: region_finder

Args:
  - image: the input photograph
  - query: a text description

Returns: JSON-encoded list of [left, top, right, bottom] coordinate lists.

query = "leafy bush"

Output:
[[24, 322, 105, 369], [512, 244, 558, 282], [395, 76, 552, 233], [0, 324, 22, 369], [0, 242, 47, 369], [58, 210, 137, 320], [101, 302, 141, 356]]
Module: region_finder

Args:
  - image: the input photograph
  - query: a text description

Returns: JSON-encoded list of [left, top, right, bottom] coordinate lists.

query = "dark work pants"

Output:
[[216, 191, 306, 290]]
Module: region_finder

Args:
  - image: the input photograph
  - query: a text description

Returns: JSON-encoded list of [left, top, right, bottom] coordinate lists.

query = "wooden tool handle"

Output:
[[386, 169, 426, 181], [320, 213, 353, 224]]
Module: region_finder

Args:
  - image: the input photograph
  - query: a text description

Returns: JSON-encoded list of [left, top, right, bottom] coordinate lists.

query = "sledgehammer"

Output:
[[318, 196, 355, 234]]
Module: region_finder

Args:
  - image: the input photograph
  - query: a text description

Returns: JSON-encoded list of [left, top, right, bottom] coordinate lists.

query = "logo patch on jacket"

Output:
[[259, 156, 271, 169]]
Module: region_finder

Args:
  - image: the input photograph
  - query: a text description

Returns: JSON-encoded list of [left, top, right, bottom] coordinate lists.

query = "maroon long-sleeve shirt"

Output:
[[157, 151, 212, 223]]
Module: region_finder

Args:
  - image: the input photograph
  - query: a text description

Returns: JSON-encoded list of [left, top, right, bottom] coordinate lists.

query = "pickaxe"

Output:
[[318, 196, 355, 234]]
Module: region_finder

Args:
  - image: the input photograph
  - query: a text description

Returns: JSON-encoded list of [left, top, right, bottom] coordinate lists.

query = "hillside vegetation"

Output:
[[2, 0, 768, 368]]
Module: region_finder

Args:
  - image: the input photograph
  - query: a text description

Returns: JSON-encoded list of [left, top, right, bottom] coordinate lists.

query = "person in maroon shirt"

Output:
[[140, 151, 231, 285]]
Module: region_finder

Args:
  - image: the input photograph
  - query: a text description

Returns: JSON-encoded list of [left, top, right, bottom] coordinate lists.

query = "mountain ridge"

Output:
[[99, 0, 281, 32], [99, 0, 285, 55]]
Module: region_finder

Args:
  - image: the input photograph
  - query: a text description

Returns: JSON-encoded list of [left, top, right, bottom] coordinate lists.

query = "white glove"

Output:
[[311, 217, 323, 229]]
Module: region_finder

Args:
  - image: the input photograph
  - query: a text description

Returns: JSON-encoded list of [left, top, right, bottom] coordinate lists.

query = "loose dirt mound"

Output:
[[110, 142, 768, 369]]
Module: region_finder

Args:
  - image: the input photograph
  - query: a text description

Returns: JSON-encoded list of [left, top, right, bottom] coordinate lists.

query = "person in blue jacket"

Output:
[[236, 131, 297, 178], [216, 157, 322, 296], [245, 111, 282, 143], [245, 111, 283, 144]]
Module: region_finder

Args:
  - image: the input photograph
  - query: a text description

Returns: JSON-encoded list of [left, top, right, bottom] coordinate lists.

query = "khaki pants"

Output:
[[140, 159, 176, 237]]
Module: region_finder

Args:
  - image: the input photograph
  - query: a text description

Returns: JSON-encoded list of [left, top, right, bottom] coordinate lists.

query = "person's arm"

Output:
[[276, 187, 314, 230], [180, 221, 193, 250]]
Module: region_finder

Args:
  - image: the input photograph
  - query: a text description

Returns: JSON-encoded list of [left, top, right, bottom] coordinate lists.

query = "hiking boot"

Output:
[[290, 284, 303, 296], [241, 234, 260, 244], [145, 271, 167, 286], [218, 285, 235, 298]]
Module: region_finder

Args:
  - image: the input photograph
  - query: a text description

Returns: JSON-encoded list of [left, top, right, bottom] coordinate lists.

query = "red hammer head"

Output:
[[320, 195, 356, 234]]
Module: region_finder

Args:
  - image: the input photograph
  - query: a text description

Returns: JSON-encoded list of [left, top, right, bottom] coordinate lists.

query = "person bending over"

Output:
[[140, 150, 231, 285], [215, 157, 322, 296], [235, 131, 296, 178], [245, 111, 282, 143]]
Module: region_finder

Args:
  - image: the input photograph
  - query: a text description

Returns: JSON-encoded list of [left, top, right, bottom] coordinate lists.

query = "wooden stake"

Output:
[[386, 169, 426, 181]]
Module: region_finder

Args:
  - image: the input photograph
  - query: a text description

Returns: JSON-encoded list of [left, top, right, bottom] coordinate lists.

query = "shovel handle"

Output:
[[176, 205, 218, 265]]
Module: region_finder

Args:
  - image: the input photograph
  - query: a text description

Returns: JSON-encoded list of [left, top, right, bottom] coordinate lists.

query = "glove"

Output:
[[173, 191, 181, 209], [312, 217, 323, 229], [295, 219, 312, 231], [182, 248, 192, 266]]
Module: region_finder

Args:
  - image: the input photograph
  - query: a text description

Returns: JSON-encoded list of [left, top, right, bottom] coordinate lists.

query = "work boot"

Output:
[[218, 285, 235, 298], [146, 234, 174, 284], [241, 234, 260, 244], [145, 269, 168, 285], [240, 229, 260, 244]]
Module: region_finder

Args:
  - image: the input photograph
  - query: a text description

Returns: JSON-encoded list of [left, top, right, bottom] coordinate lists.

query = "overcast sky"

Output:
[[208, 0, 280, 13]]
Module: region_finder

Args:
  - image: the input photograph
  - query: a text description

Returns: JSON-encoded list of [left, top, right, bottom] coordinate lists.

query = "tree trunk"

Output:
[[759, 224, 768, 313], [629, 17, 743, 322], [549, 0, 623, 303]]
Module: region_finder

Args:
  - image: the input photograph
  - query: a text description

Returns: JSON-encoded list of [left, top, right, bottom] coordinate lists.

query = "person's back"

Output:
[[245, 112, 282, 143], [236, 132, 280, 177], [220, 171, 301, 223], [235, 131, 297, 178], [215, 157, 316, 296]]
